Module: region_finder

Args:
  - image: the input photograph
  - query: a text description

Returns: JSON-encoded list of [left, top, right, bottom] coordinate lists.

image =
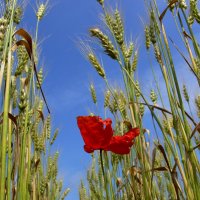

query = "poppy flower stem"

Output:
[[100, 149, 105, 176], [100, 150, 110, 200]]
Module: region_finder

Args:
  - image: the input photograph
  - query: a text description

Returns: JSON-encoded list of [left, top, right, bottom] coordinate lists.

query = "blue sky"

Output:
[[22, 0, 199, 199]]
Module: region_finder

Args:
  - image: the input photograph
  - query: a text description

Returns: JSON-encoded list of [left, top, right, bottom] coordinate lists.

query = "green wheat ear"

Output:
[[109, 97, 118, 114], [135, 81, 141, 99], [183, 85, 189, 103], [0, 17, 8, 57], [36, 68, 43, 89], [88, 53, 106, 79], [179, 0, 187, 9], [188, 15, 195, 25], [153, 44, 162, 65], [50, 129, 59, 145], [139, 103, 145, 117], [150, 89, 158, 105], [18, 89, 28, 112], [131, 50, 138, 72], [90, 83, 97, 104], [46, 115, 51, 139], [104, 90, 111, 108], [107, 9, 124, 46], [79, 180, 89, 200], [61, 188, 70, 200], [125, 42, 134, 59], [36, 3, 47, 21], [145, 26, 151, 50], [90, 28, 119, 60], [13, 6, 23, 24]]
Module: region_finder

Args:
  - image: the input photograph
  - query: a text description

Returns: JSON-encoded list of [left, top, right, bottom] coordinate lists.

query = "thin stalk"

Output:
[[152, 4, 191, 147], [26, 132, 31, 200], [148, 51, 165, 108], [35, 19, 40, 43], [100, 150, 109, 200], [176, 11, 200, 85], [187, 102, 194, 119], [117, 65, 153, 198], [162, 25, 195, 137], [181, 9, 200, 59], [161, 10, 200, 197], [0, 1, 17, 197], [7, 105, 12, 200], [175, 157, 194, 199], [20, 107, 30, 199], [147, 2, 198, 198], [0, 16, 15, 200], [122, 66, 181, 157], [100, 150, 105, 176]]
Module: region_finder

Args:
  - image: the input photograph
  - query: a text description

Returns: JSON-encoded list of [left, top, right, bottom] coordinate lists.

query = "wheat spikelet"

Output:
[[13, 6, 23, 24], [89, 83, 97, 104], [50, 129, 59, 145], [109, 97, 118, 113], [36, 3, 46, 21], [13, 89, 18, 108], [125, 42, 134, 59], [40, 176, 47, 195], [46, 115, 51, 139], [139, 103, 145, 117], [149, 24, 156, 44], [179, 0, 187, 9], [131, 51, 138, 72], [61, 188, 70, 199], [113, 9, 124, 45], [188, 15, 195, 25], [0, 17, 8, 56], [145, 26, 151, 49], [88, 53, 106, 78], [79, 180, 89, 200], [183, 85, 189, 102], [90, 28, 119, 60], [163, 118, 173, 135], [154, 44, 162, 64], [18, 89, 27, 112], [104, 90, 111, 108], [150, 89, 158, 105], [135, 81, 141, 99], [36, 68, 43, 89]]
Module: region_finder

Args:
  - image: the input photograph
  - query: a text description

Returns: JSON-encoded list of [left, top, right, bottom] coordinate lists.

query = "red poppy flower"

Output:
[[77, 116, 140, 155], [105, 128, 140, 154]]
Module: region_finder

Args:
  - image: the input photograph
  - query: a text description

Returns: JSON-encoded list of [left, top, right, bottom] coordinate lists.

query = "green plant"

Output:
[[79, 0, 200, 199], [0, 1, 69, 199]]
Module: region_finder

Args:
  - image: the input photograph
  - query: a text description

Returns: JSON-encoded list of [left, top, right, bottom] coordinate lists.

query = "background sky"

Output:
[[22, 0, 199, 199]]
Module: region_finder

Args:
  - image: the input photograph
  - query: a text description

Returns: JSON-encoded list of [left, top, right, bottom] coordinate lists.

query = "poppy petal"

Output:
[[84, 145, 94, 153], [123, 128, 140, 139], [102, 118, 113, 148], [77, 116, 113, 151], [106, 128, 140, 154], [105, 136, 133, 154]]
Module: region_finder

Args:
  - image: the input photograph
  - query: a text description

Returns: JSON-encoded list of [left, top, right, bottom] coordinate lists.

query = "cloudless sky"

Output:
[[22, 0, 199, 199]]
